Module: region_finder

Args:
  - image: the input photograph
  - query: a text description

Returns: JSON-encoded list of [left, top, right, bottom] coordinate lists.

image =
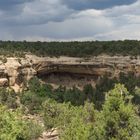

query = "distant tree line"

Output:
[[1, 40, 140, 57]]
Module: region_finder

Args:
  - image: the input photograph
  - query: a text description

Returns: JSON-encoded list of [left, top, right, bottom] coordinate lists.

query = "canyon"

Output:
[[0, 54, 140, 92]]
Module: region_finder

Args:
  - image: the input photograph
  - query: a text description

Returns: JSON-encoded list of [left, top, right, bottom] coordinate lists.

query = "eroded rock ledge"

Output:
[[0, 54, 140, 92]]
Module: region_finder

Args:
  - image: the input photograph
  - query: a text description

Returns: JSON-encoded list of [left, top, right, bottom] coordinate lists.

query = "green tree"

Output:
[[133, 88, 140, 116], [0, 88, 18, 109], [83, 84, 95, 102], [60, 102, 95, 140], [28, 77, 41, 92], [95, 76, 117, 109], [91, 84, 140, 140], [0, 105, 43, 140], [63, 86, 85, 106]]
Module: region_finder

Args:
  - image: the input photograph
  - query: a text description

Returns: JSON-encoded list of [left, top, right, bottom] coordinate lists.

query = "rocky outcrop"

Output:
[[0, 56, 36, 92], [28, 55, 140, 79], [0, 78, 8, 86], [37, 129, 59, 140], [1, 54, 140, 91]]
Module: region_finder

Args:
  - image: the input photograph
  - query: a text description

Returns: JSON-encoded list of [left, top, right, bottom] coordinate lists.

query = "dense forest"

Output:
[[1, 72, 140, 139], [0, 40, 140, 57]]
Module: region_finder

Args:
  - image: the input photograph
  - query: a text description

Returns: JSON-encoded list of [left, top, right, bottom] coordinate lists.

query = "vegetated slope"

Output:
[[1, 40, 140, 140], [1, 77, 140, 140], [1, 72, 140, 140], [0, 40, 140, 57]]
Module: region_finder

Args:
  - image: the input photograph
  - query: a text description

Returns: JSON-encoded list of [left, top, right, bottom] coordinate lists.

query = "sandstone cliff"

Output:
[[0, 54, 140, 92]]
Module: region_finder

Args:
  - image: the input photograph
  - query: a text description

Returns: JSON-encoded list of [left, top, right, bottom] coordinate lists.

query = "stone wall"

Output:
[[0, 54, 140, 92]]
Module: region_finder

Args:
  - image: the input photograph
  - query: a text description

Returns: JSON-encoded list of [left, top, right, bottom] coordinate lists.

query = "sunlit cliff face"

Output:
[[1, 54, 140, 91], [35, 55, 139, 89]]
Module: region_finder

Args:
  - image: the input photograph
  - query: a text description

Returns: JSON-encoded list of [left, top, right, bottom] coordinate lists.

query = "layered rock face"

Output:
[[0, 54, 140, 91], [0, 57, 36, 92]]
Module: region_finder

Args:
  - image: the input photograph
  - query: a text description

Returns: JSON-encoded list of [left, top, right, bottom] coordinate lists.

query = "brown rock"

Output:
[[37, 129, 59, 140], [0, 54, 140, 91], [0, 78, 8, 86]]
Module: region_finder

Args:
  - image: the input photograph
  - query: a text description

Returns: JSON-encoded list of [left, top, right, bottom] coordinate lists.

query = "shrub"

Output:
[[90, 84, 140, 140], [0, 105, 43, 140], [0, 88, 18, 109]]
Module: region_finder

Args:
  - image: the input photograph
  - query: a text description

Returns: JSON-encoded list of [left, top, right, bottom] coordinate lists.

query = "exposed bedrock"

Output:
[[31, 55, 140, 77], [0, 54, 140, 91]]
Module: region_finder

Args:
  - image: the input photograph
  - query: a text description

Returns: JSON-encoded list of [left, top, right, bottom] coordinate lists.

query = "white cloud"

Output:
[[0, 0, 139, 40], [104, 0, 140, 17], [20, 0, 73, 24], [94, 24, 140, 40], [44, 10, 114, 39], [0, 0, 74, 26]]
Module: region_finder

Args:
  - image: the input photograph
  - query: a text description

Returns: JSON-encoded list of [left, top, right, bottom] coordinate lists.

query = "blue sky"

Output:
[[0, 0, 139, 41]]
